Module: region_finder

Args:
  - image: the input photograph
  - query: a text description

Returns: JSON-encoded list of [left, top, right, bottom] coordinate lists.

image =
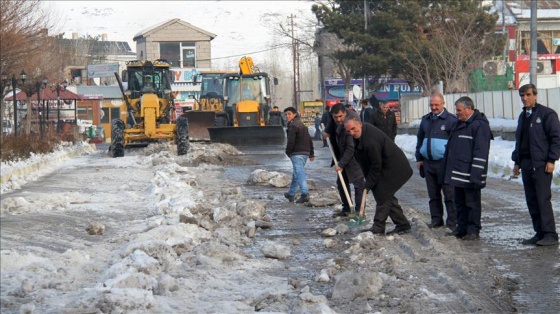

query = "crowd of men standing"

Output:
[[282, 84, 559, 246]]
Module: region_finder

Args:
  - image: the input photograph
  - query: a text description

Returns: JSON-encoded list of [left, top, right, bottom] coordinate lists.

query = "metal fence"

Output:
[[401, 87, 560, 123]]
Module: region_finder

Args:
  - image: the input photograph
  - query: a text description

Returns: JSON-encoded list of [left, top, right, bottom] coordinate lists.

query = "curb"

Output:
[[0, 144, 96, 185]]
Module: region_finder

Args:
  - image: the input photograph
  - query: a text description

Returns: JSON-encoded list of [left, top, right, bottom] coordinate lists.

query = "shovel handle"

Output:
[[359, 189, 368, 218], [326, 137, 354, 209]]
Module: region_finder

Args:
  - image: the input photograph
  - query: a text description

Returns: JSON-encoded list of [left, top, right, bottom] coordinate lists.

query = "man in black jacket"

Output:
[[512, 84, 560, 246], [443, 96, 492, 241], [284, 107, 315, 204], [320, 104, 331, 147], [371, 102, 398, 141], [344, 115, 412, 235], [328, 103, 365, 217], [359, 99, 374, 125]]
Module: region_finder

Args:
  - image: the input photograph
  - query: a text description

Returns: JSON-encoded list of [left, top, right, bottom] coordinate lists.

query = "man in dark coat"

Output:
[[443, 96, 492, 241], [359, 99, 374, 125], [512, 84, 560, 246], [369, 95, 380, 112], [371, 102, 398, 141], [344, 115, 412, 235], [284, 107, 315, 204], [320, 104, 331, 147], [328, 103, 365, 217]]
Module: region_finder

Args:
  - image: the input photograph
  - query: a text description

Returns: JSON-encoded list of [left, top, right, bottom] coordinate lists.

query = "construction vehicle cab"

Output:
[[109, 59, 189, 157], [182, 71, 234, 141], [222, 73, 270, 126], [207, 56, 286, 147]]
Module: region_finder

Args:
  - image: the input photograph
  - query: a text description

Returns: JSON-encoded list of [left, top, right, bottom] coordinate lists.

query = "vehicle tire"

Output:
[[110, 118, 125, 158], [176, 116, 189, 156], [215, 112, 229, 127]]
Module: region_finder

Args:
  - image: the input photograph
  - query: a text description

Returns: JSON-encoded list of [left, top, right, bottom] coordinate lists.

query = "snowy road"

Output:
[[1, 140, 558, 313]]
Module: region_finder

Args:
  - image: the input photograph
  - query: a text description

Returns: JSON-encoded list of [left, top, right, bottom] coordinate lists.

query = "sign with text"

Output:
[[324, 78, 422, 102], [87, 63, 119, 78], [171, 68, 202, 83]]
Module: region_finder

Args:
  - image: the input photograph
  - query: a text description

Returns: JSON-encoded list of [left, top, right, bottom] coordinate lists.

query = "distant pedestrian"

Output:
[[512, 84, 560, 246], [443, 96, 492, 241], [369, 95, 380, 111], [344, 115, 412, 235], [371, 101, 398, 141], [320, 104, 331, 147], [415, 92, 457, 230], [314, 112, 322, 140], [283, 107, 315, 204], [268, 105, 285, 126], [359, 99, 374, 125]]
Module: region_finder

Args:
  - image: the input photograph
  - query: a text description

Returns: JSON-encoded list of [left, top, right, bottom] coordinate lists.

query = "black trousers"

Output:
[[336, 170, 364, 212], [454, 187, 482, 235], [520, 159, 557, 236], [372, 195, 410, 230], [424, 159, 456, 226]]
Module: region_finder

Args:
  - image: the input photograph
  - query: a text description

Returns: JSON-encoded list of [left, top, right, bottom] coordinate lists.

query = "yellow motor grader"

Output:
[[109, 59, 189, 157]]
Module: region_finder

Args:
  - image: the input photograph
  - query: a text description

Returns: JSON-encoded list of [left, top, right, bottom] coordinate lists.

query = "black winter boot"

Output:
[[295, 194, 309, 203]]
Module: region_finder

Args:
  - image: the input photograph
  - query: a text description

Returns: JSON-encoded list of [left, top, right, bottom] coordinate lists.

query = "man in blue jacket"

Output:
[[416, 92, 457, 230], [284, 107, 315, 204], [443, 97, 492, 241], [512, 84, 560, 246]]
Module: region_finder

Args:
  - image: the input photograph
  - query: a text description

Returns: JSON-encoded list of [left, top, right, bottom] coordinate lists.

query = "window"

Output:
[[101, 107, 120, 124], [77, 107, 93, 120], [159, 42, 196, 68], [160, 43, 180, 67], [519, 30, 560, 55]]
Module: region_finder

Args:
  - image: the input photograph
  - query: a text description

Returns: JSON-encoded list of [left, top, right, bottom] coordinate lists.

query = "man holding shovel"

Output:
[[324, 103, 365, 218], [344, 115, 412, 235]]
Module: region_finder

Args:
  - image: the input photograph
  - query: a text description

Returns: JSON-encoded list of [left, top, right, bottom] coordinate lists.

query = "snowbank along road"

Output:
[[0, 140, 558, 313]]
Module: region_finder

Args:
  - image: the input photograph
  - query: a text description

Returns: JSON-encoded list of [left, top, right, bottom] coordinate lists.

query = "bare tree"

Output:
[[0, 0, 60, 130], [270, 10, 322, 105], [0, 0, 50, 71], [396, 7, 504, 94]]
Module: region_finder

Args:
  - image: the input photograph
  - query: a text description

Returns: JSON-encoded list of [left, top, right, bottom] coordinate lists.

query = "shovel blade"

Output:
[[347, 216, 367, 227]]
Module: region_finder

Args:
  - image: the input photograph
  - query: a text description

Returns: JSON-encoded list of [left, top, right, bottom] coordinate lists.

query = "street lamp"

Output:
[[36, 79, 47, 137], [2, 70, 27, 137], [1, 72, 7, 123], [55, 80, 67, 133]]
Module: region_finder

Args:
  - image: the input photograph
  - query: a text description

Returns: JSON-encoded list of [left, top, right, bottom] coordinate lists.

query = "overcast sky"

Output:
[[50, 1, 316, 68]]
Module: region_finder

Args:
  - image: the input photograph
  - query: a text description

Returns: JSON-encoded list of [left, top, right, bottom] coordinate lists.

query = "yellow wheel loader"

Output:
[[207, 56, 286, 147], [109, 59, 189, 157], [183, 70, 234, 141]]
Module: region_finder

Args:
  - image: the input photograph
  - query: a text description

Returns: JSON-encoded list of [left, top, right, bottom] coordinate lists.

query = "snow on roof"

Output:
[[506, 0, 560, 20]]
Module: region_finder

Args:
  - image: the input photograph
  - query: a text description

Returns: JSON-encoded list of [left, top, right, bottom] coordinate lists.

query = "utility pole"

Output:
[[296, 41, 301, 108], [502, 0, 507, 61], [363, 0, 368, 100], [530, 0, 537, 84], [290, 14, 299, 110]]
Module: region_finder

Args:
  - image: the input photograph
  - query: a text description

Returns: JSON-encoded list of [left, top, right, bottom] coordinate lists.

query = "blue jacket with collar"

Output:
[[415, 108, 457, 162], [511, 103, 560, 168], [443, 110, 493, 189]]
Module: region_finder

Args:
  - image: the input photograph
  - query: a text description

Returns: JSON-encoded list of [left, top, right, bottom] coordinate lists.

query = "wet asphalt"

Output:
[[228, 140, 560, 314]]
